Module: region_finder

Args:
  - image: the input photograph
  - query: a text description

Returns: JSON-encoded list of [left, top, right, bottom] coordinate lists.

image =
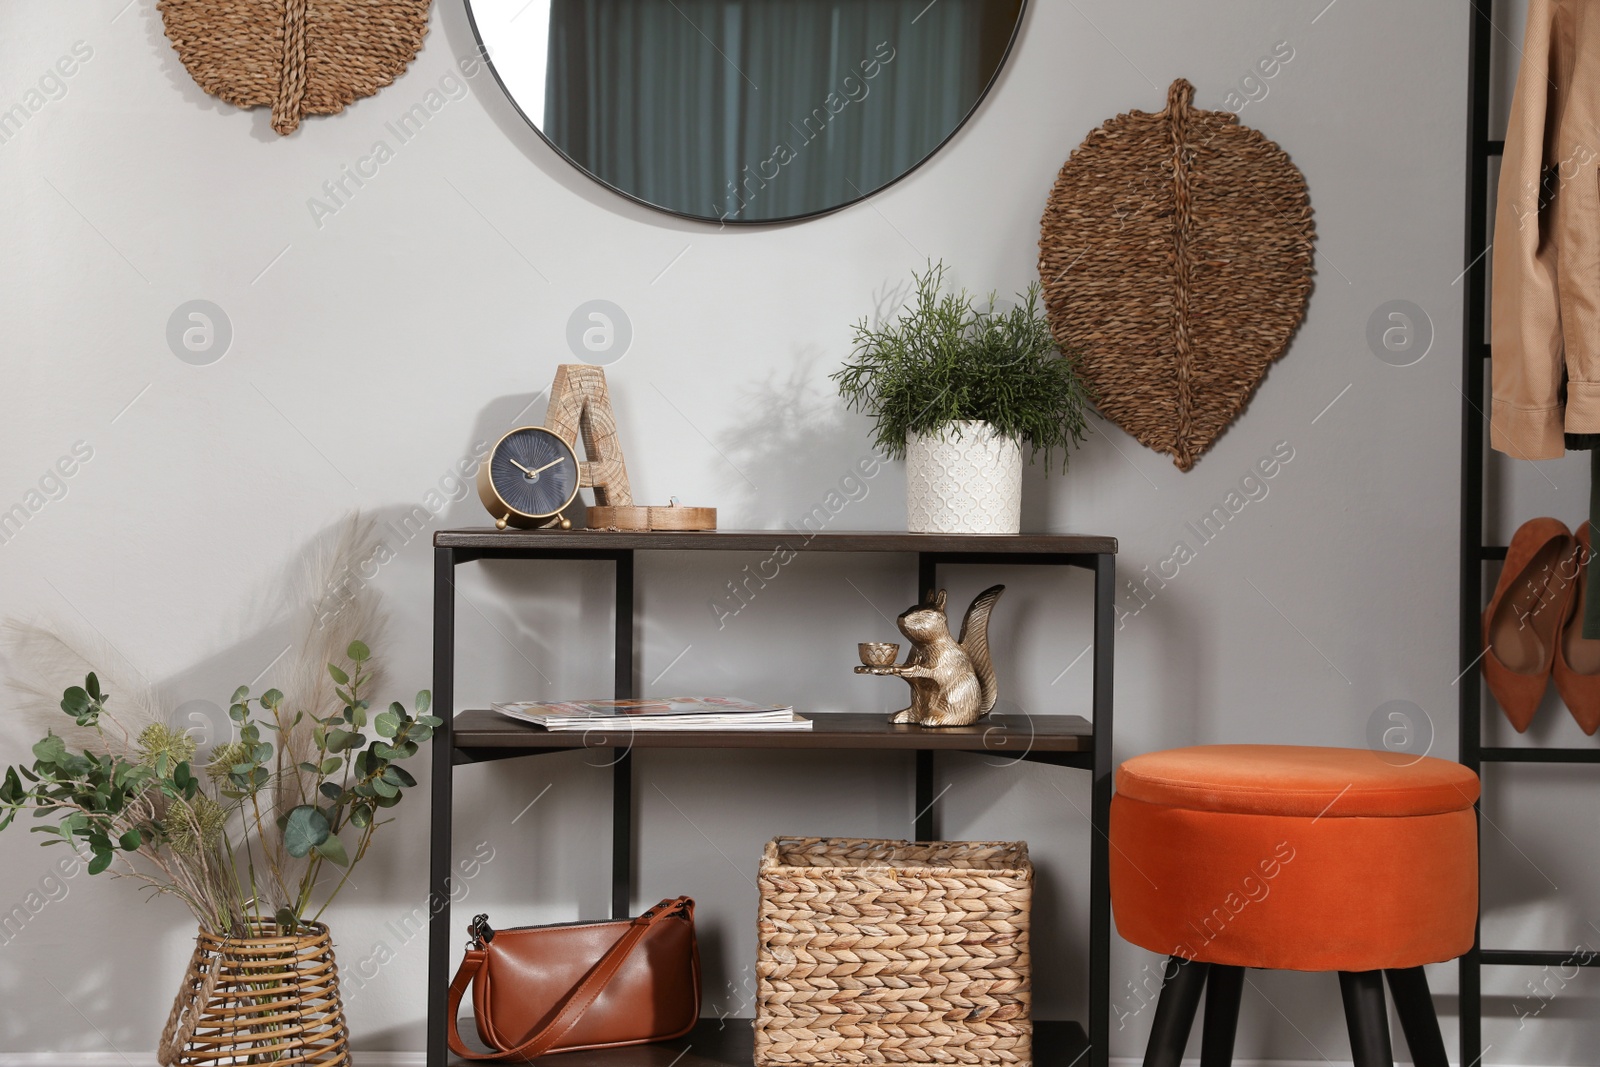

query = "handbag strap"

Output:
[[447, 897, 693, 1062]]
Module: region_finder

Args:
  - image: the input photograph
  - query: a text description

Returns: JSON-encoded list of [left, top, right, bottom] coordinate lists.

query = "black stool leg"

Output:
[[1339, 970, 1395, 1067], [1143, 956, 1209, 1067], [1385, 967, 1450, 1067], [1200, 964, 1244, 1066]]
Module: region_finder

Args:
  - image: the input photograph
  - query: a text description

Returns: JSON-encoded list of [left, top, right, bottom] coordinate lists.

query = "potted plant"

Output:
[[0, 642, 437, 1067], [832, 263, 1093, 534]]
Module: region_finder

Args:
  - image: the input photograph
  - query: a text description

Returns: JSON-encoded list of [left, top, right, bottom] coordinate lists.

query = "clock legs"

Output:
[[489, 508, 571, 531]]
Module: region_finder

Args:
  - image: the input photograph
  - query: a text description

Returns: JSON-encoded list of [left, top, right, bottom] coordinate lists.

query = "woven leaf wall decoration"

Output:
[[158, 0, 433, 135], [1038, 79, 1315, 471]]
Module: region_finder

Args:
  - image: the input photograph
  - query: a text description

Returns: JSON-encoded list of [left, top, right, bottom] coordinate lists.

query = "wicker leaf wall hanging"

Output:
[[1038, 79, 1315, 471], [158, 0, 433, 135]]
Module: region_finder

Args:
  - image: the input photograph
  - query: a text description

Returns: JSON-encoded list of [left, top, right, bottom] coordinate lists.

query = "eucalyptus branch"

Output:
[[308, 821, 375, 924], [246, 789, 290, 913], [1, 651, 434, 936]]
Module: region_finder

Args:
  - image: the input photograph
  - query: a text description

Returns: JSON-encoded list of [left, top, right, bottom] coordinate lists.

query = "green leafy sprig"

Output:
[[0, 642, 438, 935]]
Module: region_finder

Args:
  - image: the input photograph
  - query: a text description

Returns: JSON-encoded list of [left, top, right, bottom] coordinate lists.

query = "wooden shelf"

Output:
[[452, 710, 1093, 766], [435, 528, 1118, 556], [449, 1018, 1090, 1067]]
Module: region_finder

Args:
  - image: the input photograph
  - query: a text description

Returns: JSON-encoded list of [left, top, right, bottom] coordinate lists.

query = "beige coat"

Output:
[[1492, 0, 1600, 459]]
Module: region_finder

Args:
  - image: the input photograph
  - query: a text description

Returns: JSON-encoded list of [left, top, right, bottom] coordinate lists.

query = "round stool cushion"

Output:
[[1109, 745, 1479, 972]]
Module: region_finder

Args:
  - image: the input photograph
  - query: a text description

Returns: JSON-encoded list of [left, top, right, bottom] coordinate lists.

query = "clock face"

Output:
[[486, 427, 580, 520]]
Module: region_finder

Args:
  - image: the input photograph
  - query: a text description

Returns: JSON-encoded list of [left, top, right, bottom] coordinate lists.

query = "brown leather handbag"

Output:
[[447, 897, 701, 1060]]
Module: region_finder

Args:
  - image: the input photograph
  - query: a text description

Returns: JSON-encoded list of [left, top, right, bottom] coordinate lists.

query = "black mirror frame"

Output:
[[462, 0, 1030, 226]]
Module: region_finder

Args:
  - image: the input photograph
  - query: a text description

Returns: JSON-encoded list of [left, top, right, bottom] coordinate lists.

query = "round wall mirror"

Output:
[[466, 0, 1027, 224]]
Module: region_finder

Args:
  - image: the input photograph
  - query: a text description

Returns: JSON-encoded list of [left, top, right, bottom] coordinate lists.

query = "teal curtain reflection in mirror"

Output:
[[470, 0, 1025, 223]]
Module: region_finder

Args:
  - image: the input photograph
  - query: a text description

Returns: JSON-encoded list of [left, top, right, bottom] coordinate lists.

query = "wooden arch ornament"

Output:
[[546, 364, 634, 508], [1038, 79, 1315, 470]]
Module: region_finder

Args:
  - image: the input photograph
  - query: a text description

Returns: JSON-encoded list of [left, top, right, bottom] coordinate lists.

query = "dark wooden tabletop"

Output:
[[434, 529, 1117, 555], [452, 709, 1092, 753]]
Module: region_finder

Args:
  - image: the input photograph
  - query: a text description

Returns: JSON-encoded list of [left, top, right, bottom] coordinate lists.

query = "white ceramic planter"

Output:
[[905, 421, 1022, 534]]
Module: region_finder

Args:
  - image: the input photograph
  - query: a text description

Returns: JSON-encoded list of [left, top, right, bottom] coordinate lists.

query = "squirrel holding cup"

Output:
[[855, 585, 1005, 727]]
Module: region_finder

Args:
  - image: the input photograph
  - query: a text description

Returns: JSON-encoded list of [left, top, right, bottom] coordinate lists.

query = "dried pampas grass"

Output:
[[270, 514, 388, 821], [1, 512, 414, 939], [2, 619, 167, 758], [3, 513, 389, 775], [283, 514, 387, 719]]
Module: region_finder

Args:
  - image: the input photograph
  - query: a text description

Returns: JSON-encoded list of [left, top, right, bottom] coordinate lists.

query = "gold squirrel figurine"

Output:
[[855, 585, 1005, 727]]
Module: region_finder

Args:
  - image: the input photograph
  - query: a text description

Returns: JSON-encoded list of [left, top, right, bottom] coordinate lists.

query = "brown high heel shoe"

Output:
[[1554, 522, 1600, 735], [1483, 517, 1577, 732]]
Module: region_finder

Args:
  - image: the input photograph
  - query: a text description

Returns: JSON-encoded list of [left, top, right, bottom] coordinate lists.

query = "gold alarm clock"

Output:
[[477, 426, 579, 530]]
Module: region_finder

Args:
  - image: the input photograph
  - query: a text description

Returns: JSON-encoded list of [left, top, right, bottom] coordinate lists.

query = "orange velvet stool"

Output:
[[1108, 745, 1479, 1067]]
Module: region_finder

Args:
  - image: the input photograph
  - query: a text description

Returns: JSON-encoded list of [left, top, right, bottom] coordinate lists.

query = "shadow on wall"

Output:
[[0, 375, 562, 859], [457, 392, 616, 692], [708, 276, 924, 530], [0, 511, 455, 1051], [6, 513, 401, 745], [716, 352, 897, 528]]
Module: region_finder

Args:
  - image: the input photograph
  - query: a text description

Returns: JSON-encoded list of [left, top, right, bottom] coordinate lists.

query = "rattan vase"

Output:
[[158, 921, 350, 1067]]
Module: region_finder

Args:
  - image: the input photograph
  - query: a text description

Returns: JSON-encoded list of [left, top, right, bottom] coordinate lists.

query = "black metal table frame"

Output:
[[427, 540, 1116, 1067]]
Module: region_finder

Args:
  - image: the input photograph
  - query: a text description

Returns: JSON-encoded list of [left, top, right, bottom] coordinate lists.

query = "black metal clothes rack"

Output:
[[1460, 5, 1600, 1064], [426, 529, 1118, 1067]]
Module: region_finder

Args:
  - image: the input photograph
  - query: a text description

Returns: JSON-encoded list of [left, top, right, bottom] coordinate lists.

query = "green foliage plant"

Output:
[[831, 262, 1094, 471], [0, 642, 438, 936]]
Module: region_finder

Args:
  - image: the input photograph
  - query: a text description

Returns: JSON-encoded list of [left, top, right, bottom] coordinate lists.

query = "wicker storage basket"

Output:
[[158, 921, 349, 1067], [755, 837, 1032, 1066]]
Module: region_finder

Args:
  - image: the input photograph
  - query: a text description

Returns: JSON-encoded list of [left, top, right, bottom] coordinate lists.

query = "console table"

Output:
[[429, 530, 1117, 1067]]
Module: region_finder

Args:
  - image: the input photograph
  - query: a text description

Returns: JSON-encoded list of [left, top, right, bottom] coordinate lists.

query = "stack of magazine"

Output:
[[491, 697, 811, 732]]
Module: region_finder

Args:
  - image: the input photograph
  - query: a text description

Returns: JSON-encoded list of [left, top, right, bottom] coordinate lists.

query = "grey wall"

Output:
[[4, 0, 1590, 1063]]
